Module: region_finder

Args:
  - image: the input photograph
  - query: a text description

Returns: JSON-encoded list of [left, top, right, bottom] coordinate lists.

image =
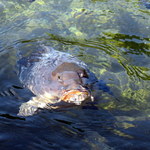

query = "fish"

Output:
[[17, 45, 99, 116]]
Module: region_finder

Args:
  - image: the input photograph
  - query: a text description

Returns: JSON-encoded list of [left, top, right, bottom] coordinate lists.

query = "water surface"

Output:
[[0, 0, 150, 149]]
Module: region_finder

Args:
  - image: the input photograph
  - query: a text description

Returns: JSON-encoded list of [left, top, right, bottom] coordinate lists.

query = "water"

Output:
[[0, 0, 150, 149]]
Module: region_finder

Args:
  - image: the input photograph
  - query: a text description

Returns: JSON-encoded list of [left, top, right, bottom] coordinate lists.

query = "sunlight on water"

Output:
[[0, 0, 150, 149]]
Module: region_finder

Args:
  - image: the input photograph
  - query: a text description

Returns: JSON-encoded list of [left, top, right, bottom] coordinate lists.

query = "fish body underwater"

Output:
[[17, 45, 109, 116]]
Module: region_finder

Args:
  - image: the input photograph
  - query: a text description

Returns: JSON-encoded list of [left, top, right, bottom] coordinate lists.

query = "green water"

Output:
[[0, 0, 150, 149]]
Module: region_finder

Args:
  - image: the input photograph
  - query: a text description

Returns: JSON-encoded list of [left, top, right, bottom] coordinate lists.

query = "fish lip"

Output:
[[65, 89, 91, 98], [64, 89, 90, 95], [60, 89, 91, 105]]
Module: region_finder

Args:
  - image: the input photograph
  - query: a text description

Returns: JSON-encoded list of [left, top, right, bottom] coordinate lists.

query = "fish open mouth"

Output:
[[60, 89, 90, 105]]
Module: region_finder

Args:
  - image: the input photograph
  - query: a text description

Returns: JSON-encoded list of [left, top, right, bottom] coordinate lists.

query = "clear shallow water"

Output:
[[0, 0, 150, 149]]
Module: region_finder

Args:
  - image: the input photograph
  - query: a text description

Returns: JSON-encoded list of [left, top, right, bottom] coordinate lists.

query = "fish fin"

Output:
[[17, 96, 47, 116]]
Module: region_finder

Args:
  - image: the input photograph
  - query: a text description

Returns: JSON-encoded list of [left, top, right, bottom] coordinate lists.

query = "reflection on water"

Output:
[[0, 0, 150, 149]]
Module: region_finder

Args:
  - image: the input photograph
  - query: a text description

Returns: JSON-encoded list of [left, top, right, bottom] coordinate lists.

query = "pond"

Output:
[[0, 0, 150, 149]]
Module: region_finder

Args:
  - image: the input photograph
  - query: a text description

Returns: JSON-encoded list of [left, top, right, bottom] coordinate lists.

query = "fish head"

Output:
[[51, 62, 92, 105]]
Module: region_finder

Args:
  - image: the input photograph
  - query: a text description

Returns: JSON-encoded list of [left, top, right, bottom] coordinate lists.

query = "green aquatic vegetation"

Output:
[[139, 9, 150, 15], [91, 0, 108, 2], [95, 33, 150, 80], [102, 32, 150, 56], [2, 1, 30, 19], [99, 69, 150, 111], [47, 32, 150, 81], [121, 88, 150, 109], [35, 0, 45, 5], [120, 63, 150, 80], [1, 0, 150, 42], [2, 0, 149, 46], [122, 88, 149, 101], [69, 26, 87, 39]]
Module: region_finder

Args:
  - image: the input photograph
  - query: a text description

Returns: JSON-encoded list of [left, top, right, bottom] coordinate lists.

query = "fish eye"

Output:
[[79, 72, 84, 78], [57, 75, 63, 83], [78, 71, 88, 78]]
